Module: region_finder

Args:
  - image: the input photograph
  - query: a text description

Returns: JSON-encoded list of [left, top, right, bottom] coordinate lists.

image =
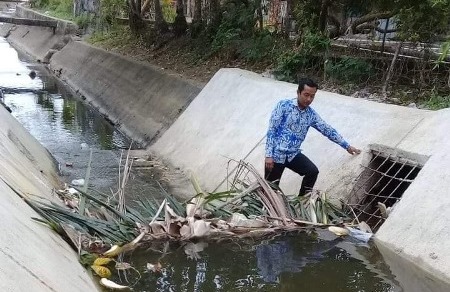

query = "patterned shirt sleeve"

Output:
[[311, 110, 349, 150], [265, 101, 285, 158]]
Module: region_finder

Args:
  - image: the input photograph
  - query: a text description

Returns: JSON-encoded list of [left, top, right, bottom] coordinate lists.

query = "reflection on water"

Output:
[[117, 231, 401, 292], [0, 37, 164, 198], [256, 236, 343, 283], [0, 38, 131, 151], [5, 82, 131, 152]]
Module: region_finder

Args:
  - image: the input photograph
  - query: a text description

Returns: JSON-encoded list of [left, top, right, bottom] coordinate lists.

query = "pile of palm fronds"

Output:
[[201, 160, 352, 225], [27, 158, 356, 256]]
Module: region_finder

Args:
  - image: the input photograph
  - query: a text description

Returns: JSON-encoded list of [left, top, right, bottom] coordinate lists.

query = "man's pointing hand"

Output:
[[347, 146, 361, 155]]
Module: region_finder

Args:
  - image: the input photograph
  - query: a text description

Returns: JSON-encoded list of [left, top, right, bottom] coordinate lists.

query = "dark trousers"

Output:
[[265, 152, 319, 196]]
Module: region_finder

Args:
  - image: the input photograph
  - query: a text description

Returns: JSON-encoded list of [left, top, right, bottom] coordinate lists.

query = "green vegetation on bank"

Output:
[[30, 0, 450, 109], [30, 0, 94, 28]]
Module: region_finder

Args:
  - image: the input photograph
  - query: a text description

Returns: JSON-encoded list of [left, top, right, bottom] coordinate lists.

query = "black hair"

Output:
[[297, 78, 319, 93]]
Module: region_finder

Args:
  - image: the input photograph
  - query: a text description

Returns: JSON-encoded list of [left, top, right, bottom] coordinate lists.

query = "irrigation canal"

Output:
[[0, 35, 437, 292]]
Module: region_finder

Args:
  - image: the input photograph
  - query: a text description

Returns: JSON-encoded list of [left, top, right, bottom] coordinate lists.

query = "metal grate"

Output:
[[347, 149, 423, 232]]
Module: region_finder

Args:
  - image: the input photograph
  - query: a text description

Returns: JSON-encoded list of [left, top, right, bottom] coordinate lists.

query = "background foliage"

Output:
[[31, 0, 450, 109]]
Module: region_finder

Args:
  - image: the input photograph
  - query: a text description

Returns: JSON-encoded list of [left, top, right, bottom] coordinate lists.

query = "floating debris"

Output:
[[91, 264, 112, 278], [99, 278, 129, 290], [115, 262, 132, 270], [146, 262, 162, 273], [347, 227, 373, 243], [29, 159, 362, 253], [71, 178, 85, 186], [328, 226, 350, 236]]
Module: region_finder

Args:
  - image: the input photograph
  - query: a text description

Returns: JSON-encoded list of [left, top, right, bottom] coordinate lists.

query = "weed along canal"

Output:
[[1, 37, 444, 292]]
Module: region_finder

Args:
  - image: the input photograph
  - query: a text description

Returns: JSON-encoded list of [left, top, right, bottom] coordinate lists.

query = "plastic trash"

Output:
[[80, 143, 89, 149], [71, 179, 85, 186], [68, 187, 79, 194], [347, 227, 373, 243]]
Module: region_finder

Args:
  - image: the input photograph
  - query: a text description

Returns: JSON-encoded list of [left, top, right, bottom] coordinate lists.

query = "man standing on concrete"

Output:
[[265, 78, 361, 196]]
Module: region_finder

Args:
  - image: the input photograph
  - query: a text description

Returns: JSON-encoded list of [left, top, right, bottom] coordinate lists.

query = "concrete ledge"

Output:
[[49, 41, 202, 146]]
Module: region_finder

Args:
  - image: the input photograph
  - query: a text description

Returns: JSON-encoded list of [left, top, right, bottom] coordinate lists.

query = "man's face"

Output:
[[297, 85, 317, 109]]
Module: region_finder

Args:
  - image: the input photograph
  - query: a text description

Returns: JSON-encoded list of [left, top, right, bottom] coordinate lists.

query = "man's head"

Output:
[[297, 78, 318, 109]]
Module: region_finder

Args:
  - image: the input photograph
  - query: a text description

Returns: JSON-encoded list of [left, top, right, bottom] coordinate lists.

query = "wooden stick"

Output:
[[266, 215, 329, 227]]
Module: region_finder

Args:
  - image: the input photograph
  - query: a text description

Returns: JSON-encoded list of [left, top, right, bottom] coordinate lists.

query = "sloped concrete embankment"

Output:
[[150, 68, 450, 284], [0, 106, 98, 291], [48, 41, 202, 145]]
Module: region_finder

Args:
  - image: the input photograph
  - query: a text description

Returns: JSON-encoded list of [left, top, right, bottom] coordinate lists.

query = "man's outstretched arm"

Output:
[[311, 112, 361, 155]]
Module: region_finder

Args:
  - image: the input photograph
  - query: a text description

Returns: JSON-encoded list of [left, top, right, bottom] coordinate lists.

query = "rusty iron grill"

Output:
[[347, 150, 422, 232]]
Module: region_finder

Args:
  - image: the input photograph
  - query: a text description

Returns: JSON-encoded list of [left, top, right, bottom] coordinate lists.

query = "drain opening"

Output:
[[347, 149, 423, 232]]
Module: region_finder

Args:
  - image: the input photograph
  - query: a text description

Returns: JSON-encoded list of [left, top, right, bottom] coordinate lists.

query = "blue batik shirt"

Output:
[[265, 99, 349, 163]]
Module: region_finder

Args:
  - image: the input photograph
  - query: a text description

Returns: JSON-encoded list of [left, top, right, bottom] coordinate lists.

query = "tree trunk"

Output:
[[154, 0, 168, 33], [282, 0, 292, 37], [173, 0, 187, 36], [128, 0, 146, 34], [73, 0, 82, 17], [318, 0, 330, 34], [382, 42, 402, 99], [208, 0, 221, 30], [191, 0, 203, 36], [327, 14, 341, 38], [255, 0, 263, 30], [129, 10, 146, 33], [350, 11, 395, 34], [141, 0, 152, 16]]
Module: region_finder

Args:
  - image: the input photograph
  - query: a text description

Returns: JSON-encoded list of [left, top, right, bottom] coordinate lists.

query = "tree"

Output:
[[153, 0, 169, 33], [191, 0, 203, 36], [395, 0, 450, 42], [128, 0, 146, 34], [173, 0, 188, 35], [209, 0, 222, 30], [293, 0, 450, 42]]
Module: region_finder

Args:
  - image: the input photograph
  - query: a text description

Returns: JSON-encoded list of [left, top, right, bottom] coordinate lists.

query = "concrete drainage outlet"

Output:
[[347, 145, 429, 232]]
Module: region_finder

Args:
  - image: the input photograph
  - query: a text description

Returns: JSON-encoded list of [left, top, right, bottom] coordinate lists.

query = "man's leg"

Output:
[[265, 162, 286, 186], [286, 153, 319, 196]]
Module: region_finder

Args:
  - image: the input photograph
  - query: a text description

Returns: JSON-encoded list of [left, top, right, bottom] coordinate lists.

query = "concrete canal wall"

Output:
[[0, 106, 98, 291], [49, 41, 202, 146]]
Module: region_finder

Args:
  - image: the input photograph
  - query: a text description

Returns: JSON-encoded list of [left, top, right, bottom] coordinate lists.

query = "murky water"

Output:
[[117, 230, 401, 292], [0, 37, 165, 200], [2, 32, 449, 292]]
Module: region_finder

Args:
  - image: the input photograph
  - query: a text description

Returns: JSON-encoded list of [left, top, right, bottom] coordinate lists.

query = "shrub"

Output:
[[237, 31, 279, 63], [75, 13, 93, 29], [274, 32, 330, 82], [325, 57, 373, 83], [421, 90, 450, 109], [162, 0, 176, 23]]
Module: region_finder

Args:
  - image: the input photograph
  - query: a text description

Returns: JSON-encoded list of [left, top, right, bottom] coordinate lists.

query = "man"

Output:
[[265, 78, 360, 196]]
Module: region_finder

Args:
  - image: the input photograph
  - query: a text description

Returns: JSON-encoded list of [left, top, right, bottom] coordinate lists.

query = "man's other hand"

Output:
[[265, 157, 274, 170], [347, 146, 361, 155]]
